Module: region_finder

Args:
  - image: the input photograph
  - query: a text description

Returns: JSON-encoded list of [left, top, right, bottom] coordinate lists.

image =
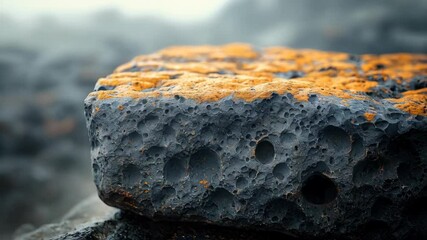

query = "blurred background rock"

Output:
[[0, 0, 426, 238]]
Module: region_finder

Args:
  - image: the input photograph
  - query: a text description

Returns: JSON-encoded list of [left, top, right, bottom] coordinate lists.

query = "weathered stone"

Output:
[[16, 195, 299, 240], [16, 195, 426, 240], [84, 44, 427, 237]]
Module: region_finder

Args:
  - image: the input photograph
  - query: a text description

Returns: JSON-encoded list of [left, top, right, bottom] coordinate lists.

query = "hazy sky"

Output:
[[0, 0, 229, 22]]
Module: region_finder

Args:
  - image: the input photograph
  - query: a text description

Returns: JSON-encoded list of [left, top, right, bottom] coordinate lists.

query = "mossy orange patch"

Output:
[[364, 112, 376, 122], [386, 89, 427, 116], [90, 44, 427, 116], [199, 179, 209, 189]]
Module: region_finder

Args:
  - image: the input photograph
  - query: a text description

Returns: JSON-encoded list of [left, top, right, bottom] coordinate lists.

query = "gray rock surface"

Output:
[[85, 95, 427, 238], [16, 195, 300, 240], [84, 46, 427, 238], [17, 195, 426, 240]]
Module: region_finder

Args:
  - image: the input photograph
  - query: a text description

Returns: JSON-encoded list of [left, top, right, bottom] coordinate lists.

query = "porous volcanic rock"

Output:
[[84, 44, 427, 238]]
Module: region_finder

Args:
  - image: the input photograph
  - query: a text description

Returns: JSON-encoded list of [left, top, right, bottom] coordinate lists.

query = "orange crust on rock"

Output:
[[386, 89, 427, 116], [364, 112, 377, 122], [89, 43, 427, 116]]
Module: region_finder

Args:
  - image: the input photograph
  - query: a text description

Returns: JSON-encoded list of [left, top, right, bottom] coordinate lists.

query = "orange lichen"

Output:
[[199, 179, 209, 188], [364, 112, 376, 122], [90, 72, 376, 103], [115, 189, 133, 199], [89, 44, 427, 116], [117, 105, 124, 111], [361, 53, 427, 83], [113, 189, 140, 210], [386, 89, 427, 116]]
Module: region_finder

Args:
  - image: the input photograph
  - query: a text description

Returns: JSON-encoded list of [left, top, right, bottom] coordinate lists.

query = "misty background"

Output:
[[1, 0, 426, 238]]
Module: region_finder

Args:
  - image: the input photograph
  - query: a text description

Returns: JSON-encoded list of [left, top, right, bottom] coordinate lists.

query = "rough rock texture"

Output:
[[16, 195, 422, 240], [16, 195, 299, 240], [84, 44, 427, 238]]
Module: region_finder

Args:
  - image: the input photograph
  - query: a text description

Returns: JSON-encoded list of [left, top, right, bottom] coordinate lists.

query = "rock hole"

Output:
[[320, 126, 351, 154], [375, 120, 389, 130], [92, 163, 101, 186], [122, 164, 141, 187], [92, 163, 99, 175], [352, 158, 381, 186], [248, 169, 257, 178], [350, 136, 366, 161], [236, 177, 248, 189], [264, 199, 305, 227], [161, 125, 176, 146], [308, 94, 318, 104], [164, 156, 188, 183], [152, 186, 176, 205], [388, 131, 425, 187], [280, 132, 297, 148], [255, 140, 275, 164], [206, 188, 235, 216], [91, 139, 100, 149], [189, 147, 220, 183], [137, 113, 159, 132], [273, 163, 291, 180], [128, 131, 142, 142], [301, 173, 338, 204], [353, 153, 397, 187]]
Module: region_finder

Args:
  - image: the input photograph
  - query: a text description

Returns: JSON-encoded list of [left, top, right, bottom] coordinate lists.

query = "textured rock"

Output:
[[15, 195, 424, 240], [16, 195, 299, 240], [84, 44, 427, 237]]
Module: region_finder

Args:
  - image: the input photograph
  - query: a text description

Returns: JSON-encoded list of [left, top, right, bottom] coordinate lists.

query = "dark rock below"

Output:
[[16, 195, 300, 240], [16, 195, 427, 240]]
